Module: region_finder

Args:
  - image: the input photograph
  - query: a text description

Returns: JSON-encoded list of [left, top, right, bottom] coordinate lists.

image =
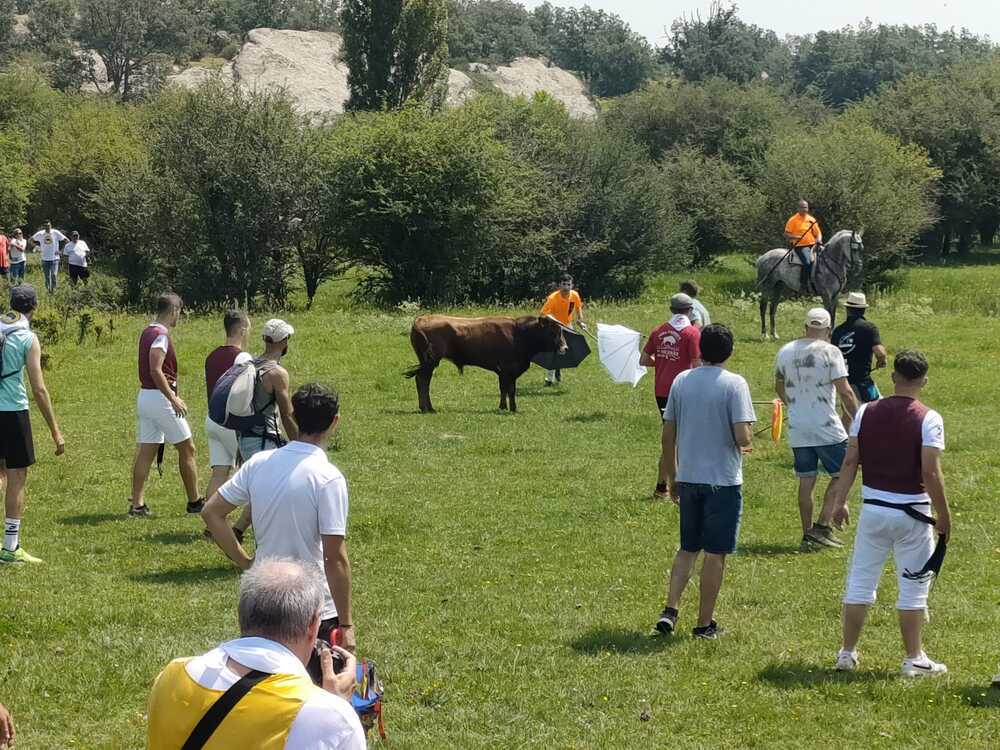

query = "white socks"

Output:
[[3, 517, 20, 552]]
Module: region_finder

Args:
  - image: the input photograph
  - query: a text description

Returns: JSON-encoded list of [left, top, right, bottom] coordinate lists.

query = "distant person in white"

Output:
[[203, 382, 357, 653], [146, 559, 365, 749], [8, 228, 27, 284], [62, 231, 91, 286], [31, 221, 67, 293]]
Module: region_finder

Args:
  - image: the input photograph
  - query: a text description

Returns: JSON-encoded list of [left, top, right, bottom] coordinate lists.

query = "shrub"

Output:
[[754, 114, 940, 283]]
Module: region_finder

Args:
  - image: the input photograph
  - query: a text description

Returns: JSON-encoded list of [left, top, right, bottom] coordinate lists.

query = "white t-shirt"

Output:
[[32, 229, 67, 261], [63, 239, 90, 266], [8, 237, 25, 263], [775, 338, 850, 448], [850, 403, 945, 503], [182, 637, 365, 749], [220, 442, 349, 620]]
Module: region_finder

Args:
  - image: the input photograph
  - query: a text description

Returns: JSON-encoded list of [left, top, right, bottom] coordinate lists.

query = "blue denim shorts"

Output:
[[792, 441, 847, 477], [678, 483, 743, 555]]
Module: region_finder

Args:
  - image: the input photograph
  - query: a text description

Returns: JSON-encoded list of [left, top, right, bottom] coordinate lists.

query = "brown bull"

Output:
[[404, 315, 567, 413]]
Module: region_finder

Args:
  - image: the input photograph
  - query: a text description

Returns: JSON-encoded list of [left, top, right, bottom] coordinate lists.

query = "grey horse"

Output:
[[755, 229, 863, 339]]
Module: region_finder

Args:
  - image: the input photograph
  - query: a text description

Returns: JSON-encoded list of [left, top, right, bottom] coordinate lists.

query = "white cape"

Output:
[[596, 323, 647, 387]]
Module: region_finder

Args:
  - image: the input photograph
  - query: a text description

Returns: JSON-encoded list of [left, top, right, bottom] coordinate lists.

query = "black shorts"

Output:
[[68, 265, 89, 282], [656, 396, 668, 415], [0, 410, 35, 469]]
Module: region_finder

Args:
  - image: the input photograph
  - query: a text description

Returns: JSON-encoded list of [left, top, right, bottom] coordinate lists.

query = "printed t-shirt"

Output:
[[663, 366, 756, 486], [219, 441, 349, 620], [540, 290, 583, 328], [775, 338, 849, 448], [831, 315, 881, 384], [644, 314, 701, 398], [785, 213, 821, 247], [32, 229, 66, 261]]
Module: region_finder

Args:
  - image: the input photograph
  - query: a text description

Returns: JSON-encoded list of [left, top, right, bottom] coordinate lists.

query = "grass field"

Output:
[[3, 254, 1000, 749]]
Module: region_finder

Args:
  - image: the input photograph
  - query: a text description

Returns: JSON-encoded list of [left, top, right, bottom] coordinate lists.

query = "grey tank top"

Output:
[[249, 358, 281, 437]]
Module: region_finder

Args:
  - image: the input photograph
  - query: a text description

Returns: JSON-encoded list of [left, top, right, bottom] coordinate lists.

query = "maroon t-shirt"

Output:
[[644, 316, 701, 398], [205, 345, 242, 405], [138, 324, 177, 390]]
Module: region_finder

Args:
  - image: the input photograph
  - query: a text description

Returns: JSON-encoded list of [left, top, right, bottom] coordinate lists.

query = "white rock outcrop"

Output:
[[168, 29, 597, 118]]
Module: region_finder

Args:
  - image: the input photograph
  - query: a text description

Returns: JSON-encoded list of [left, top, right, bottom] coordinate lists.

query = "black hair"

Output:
[[223, 309, 248, 336], [894, 350, 929, 381], [679, 280, 700, 297], [292, 383, 340, 435], [699, 324, 734, 364], [559, 273, 573, 284], [156, 292, 183, 315]]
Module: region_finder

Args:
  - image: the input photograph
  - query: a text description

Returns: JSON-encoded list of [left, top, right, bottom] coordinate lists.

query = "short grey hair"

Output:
[[238, 559, 325, 643]]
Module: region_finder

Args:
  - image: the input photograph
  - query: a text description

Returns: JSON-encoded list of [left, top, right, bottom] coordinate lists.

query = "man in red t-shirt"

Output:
[[0, 226, 9, 278], [641, 293, 702, 414], [203, 310, 251, 506]]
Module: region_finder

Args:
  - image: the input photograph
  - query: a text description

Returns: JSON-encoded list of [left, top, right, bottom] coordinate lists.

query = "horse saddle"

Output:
[[787, 245, 818, 266]]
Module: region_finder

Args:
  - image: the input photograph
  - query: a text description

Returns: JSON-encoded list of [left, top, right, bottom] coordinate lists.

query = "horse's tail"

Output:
[[756, 250, 788, 290]]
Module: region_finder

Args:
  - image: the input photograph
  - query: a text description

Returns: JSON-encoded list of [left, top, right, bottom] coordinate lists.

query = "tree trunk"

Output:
[[958, 224, 974, 255]]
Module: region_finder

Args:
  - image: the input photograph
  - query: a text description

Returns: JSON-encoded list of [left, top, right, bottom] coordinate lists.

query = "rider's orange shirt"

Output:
[[785, 213, 822, 247]]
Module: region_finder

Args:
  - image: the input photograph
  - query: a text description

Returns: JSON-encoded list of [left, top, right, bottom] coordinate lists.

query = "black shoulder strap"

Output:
[[181, 669, 269, 750]]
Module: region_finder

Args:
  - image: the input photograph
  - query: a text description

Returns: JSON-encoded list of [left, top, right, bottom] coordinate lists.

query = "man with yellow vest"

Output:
[[784, 200, 823, 294], [540, 273, 586, 385], [147, 559, 364, 749]]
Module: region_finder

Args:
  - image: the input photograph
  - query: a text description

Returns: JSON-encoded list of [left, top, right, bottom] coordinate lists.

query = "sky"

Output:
[[520, 1, 998, 46]]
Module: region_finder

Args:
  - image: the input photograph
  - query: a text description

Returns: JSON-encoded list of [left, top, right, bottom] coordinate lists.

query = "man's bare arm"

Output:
[[874, 344, 888, 369], [921, 447, 951, 540], [269, 367, 298, 441], [775, 375, 788, 404], [733, 422, 753, 448], [202, 494, 252, 570], [322, 534, 354, 651], [834, 377, 858, 419], [25, 337, 63, 453]]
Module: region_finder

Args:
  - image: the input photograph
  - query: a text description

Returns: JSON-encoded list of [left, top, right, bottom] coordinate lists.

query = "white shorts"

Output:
[[136, 389, 192, 446], [205, 416, 239, 468], [843, 503, 936, 610]]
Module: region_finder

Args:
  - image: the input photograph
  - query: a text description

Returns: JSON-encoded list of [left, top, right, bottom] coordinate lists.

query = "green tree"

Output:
[[659, 145, 762, 264], [538, 4, 655, 97], [77, 0, 193, 99], [756, 115, 940, 281], [662, 2, 791, 84], [604, 79, 821, 177], [26, 0, 87, 90], [0, 131, 35, 228], [794, 22, 994, 107], [860, 59, 1000, 255], [447, 0, 539, 64], [93, 82, 309, 308], [31, 98, 146, 240], [340, 0, 449, 111]]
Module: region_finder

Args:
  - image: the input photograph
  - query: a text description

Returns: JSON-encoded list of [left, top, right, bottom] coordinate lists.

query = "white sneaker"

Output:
[[835, 649, 859, 671], [901, 653, 947, 677]]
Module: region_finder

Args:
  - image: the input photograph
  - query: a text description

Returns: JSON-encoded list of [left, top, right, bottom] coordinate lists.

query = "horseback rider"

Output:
[[784, 200, 823, 294]]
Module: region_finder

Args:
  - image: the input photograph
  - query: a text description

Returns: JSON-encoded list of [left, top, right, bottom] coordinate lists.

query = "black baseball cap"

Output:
[[10, 284, 38, 313]]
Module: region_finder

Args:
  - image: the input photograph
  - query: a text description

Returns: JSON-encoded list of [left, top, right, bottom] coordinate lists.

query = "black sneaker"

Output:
[[692, 621, 723, 640], [655, 606, 678, 634], [128, 503, 152, 518], [186, 498, 206, 514]]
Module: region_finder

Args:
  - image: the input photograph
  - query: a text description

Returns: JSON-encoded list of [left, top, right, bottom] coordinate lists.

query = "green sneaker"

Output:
[[0, 546, 43, 564]]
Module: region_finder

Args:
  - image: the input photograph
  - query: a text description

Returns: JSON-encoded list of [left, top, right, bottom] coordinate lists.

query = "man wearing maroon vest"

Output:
[[128, 293, 202, 517], [829, 351, 952, 677]]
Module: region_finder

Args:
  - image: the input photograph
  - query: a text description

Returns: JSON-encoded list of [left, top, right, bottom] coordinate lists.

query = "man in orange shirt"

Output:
[[540, 274, 586, 385], [784, 200, 823, 293]]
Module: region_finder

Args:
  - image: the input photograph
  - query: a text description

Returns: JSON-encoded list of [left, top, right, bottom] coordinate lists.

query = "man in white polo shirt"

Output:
[[202, 382, 356, 652], [31, 221, 67, 293]]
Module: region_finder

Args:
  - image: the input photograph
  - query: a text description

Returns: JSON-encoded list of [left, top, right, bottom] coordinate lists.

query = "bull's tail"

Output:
[[403, 364, 422, 379]]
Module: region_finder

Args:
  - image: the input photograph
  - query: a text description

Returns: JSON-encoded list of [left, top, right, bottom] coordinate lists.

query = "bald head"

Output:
[[238, 559, 325, 643]]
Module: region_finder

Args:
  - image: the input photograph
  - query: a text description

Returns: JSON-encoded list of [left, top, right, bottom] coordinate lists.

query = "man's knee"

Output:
[[175, 439, 196, 458]]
